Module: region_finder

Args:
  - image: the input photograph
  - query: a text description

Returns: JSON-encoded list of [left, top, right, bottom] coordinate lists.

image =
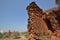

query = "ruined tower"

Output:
[[26, 2, 49, 40]]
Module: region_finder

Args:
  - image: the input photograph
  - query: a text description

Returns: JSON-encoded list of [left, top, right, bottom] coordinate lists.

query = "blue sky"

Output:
[[0, 0, 57, 32]]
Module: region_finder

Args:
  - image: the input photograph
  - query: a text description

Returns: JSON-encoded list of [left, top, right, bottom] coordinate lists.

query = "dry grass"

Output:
[[0, 32, 27, 40], [1, 32, 60, 40]]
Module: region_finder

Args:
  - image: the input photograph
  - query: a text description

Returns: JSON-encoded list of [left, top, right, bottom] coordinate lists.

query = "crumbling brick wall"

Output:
[[26, 2, 60, 40]]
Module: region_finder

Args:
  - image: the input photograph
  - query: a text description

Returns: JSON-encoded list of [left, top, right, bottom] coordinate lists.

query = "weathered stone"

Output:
[[53, 30, 60, 37], [26, 2, 49, 40], [26, 2, 60, 40]]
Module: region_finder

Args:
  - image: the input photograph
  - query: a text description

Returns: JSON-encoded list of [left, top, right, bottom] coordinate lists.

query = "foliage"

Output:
[[13, 32, 20, 39], [0, 32, 3, 38], [20, 32, 28, 38]]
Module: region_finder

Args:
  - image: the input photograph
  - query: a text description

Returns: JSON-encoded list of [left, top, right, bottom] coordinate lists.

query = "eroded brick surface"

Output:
[[26, 2, 60, 40]]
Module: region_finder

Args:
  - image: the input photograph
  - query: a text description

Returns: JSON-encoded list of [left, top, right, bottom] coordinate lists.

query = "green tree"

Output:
[[0, 32, 3, 38]]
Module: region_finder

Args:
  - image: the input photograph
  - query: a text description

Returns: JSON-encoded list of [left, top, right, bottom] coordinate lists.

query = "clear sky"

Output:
[[0, 0, 57, 32]]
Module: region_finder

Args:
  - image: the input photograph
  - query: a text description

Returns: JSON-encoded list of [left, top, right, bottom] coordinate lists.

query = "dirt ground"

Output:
[[0, 38, 27, 40]]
